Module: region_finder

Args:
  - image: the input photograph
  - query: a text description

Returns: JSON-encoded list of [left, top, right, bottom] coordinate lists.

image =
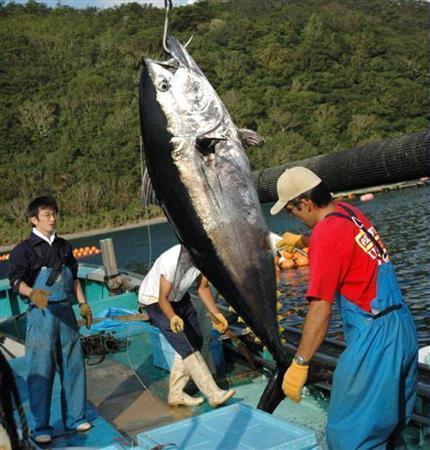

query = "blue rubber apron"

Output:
[[326, 206, 418, 449], [26, 265, 87, 436]]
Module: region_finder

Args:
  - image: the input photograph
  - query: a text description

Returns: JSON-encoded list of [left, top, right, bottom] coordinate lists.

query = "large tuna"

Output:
[[139, 36, 288, 413]]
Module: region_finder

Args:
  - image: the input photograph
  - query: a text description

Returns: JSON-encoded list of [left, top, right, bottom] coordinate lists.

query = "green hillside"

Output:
[[0, 0, 428, 244]]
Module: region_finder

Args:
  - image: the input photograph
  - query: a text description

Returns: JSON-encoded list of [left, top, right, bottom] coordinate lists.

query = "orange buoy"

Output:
[[360, 193, 374, 202], [294, 253, 309, 267], [280, 259, 296, 270], [72, 246, 100, 258], [281, 250, 294, 260]]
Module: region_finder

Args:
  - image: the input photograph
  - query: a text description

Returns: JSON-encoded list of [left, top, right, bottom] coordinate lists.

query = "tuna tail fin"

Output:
[[256, 368, 286, 414]]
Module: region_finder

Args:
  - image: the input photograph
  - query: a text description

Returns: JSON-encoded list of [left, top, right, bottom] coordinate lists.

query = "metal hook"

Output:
[[163, 0, 173, 54]]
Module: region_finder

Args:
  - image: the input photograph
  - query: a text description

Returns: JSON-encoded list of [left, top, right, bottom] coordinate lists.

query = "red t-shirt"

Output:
[[306, 202, 386, 312]]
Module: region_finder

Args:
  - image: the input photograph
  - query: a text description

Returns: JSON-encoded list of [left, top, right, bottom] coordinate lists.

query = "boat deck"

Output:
[[9, 319, 329, 448], [2, 265, 429, 448]]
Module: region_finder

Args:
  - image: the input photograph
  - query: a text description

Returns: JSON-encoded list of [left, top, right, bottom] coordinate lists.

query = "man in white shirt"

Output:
[[139, 244, 235, 407]]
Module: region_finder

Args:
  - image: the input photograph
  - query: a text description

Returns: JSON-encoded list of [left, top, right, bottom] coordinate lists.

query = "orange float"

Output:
[[276, 247, 309, 271], [1, 247, 101, 262], [72, 246, 101, 259], [294, 253, 308, 267], [280, 259, 295, 270], [280, 250, 294, 260]]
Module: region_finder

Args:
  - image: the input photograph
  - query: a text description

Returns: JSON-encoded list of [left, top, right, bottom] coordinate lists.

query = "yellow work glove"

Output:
[[211, 312, 229, 334], [276, 232, 304, 251], [29, 289, 51, 309], [170, 315, 184, 333], [282, 360, 309, 403], [79, 303, 93, 329]]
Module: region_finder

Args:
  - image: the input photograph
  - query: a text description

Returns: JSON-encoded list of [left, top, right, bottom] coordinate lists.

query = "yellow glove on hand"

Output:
[[211, 312, 228, 334], [170, 315, 184, 333], [79, 303, 93, 328], [29, 289, 51, 309], [282, 360, 309, 403], [276, 232, 304, 250]]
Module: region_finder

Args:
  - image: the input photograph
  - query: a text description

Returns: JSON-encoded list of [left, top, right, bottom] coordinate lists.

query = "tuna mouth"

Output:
[[144, 36, 195, 75], [143, 56, 179, 75], [166, 35, 198, 72]]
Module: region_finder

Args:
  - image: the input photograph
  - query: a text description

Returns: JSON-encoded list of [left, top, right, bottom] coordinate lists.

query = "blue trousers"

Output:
[[327, 263, 418, 449], [146, 295, 203, 359], [26, 302, 87, 436]]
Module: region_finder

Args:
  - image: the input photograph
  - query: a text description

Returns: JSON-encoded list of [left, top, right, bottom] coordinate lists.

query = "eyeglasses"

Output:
[[39, 212, 58, 220], [285, 205, 295, 216], [285, 198, 304, 215]]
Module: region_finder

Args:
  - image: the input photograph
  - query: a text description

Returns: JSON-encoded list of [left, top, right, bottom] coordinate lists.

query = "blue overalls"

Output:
[[26, 264, 87, 437], [326, 206, 418, 449]]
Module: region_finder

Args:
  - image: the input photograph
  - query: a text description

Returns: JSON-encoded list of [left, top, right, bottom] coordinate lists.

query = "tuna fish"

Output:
[[139, 35, 288, 413]]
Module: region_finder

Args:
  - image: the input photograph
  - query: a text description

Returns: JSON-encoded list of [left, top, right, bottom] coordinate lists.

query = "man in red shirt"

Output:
[[271, 167, 418, 449]]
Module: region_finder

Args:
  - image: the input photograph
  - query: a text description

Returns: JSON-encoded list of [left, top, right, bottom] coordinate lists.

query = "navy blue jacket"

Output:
[[8, 231, 78, 293]]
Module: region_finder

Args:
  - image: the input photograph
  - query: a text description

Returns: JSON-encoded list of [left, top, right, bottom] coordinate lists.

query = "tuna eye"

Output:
[[158, 80, 169, 92]]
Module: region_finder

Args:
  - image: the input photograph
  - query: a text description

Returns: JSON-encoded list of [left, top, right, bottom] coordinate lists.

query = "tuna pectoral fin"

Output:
[[237, 128, 266, 148], [256, 368, 286, 414]]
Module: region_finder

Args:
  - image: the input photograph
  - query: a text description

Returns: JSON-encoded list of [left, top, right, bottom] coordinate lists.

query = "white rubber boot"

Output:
[[183, 351, 235, 408], [0, 423, 12, 449], [168, 354, 204, 407]]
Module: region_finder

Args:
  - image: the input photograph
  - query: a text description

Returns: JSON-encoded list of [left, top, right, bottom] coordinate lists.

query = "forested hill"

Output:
[[0, 0, 428, 244]]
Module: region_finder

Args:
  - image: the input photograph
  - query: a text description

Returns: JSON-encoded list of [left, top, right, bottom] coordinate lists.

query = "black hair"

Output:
[[27, 196, 58, 220], [299, 181, 332, 208]]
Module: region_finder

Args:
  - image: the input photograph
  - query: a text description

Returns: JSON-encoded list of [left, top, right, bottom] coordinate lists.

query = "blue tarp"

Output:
[[81, 307, 153, 338]]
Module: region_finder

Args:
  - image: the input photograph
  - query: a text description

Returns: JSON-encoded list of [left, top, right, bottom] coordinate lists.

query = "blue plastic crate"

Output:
[[137, 403, 317, 449], [150, 327, 224, 372]]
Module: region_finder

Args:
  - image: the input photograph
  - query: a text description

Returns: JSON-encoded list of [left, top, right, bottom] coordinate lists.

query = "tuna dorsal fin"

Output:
[[237, 128, 266, 148], [141, 168, 160, 207]]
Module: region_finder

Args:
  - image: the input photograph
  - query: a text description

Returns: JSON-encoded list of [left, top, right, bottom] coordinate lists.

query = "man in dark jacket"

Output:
[[9, 196, 93, 444]]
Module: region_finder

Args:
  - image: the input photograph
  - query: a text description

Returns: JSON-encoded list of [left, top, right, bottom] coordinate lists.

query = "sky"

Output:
[[4, 0, 200, 8], [4, 0, 429, 8]]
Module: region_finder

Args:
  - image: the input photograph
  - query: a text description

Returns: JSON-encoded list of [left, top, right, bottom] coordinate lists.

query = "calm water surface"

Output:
[[1, 186, 429, 345]]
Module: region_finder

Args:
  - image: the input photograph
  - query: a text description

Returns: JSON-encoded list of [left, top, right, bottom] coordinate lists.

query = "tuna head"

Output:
[[142, 36, 230, 142], [139, 36, 288, 413], [139, 35, 250, 246]]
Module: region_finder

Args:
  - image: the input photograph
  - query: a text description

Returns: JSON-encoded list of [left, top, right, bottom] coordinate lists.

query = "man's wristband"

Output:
[[294, 353, 310, 366]]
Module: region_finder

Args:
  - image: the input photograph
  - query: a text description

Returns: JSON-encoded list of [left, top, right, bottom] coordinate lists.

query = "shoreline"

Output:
[[0, 215, 168, 254], [1, 178, 427, 254]]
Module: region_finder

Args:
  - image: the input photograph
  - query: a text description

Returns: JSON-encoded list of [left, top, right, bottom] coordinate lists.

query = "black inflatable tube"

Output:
[[252, 130, 430, 204]]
